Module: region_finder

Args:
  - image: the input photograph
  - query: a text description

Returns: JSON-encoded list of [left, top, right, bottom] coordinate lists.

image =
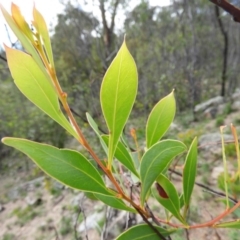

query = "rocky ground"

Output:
[[1, 100, 240, 240]]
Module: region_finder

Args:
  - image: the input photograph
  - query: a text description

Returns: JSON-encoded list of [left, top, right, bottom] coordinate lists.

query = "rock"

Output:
[[70, 193, 84, 207], [231, 101, 240, 111], [8, 177, 44, 200], [199, 133, 233, 156], [211, 166, 224, 182], [231, 88, 240, 101], [25, 195, 42, 206], [194, 96, 224, 120], [78, 211, 105, 232]]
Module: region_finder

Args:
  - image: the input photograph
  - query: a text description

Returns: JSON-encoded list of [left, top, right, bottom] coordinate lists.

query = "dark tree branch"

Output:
[[0, 55, 7, 62], [214, 5, 228, 96], [209, 0, 240, 23], [169, 168, 238, 204]]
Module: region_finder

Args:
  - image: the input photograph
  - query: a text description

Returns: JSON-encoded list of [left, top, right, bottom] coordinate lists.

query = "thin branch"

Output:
[[215, 5, 228, 96], [0, 55, 7, 62], [169, 168, 238, 204], [135, 207, 167, 240], [209, 0, 240, 23]]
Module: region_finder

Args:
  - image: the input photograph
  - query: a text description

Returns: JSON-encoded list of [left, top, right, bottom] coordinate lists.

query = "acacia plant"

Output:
[[1, 3, 240, 239]]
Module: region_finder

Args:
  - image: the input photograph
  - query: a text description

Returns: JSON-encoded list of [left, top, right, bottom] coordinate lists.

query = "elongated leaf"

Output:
[[183, 137, 198, 207], [152, 174, 184, 223], [214, 220, 240, 229], [2, 138, 112, 196], [94, 194, 136, 213], [100, 40, 138, 166], [0, 4, 50, 80], [102, 135, 139, 177], [86, 112, 108, 155], [116, 224, 175, 240], [5, 46, 78, 139], [32, 5, 54, 68], [140, 140, 186, 205], [146, 91, 176, 148]]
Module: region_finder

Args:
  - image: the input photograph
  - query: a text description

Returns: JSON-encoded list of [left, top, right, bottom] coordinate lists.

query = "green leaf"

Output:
[[94, 194, 136, 213], [102, 135, 139, 177], [100, 40, 138, 167], [33, 5, 54, 68], [0, 4, 51, 80], [86, 112, 108, 154], [152, 174, 184, 223], [5, 46, 78, 139], [146, 91, 176, 148], [214, 220, 240, 229], [116, 224, 175, 240], [140, 140, 186, 205], [2, 138, 112, 196], [183, 137, 198, 207]]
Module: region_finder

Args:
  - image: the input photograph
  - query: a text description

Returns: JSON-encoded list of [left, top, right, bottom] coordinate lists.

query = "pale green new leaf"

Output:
[[33, 6, 54, 68], [2, 138, 112, 196], [146, 91, 176, 148], [140, 140, 186, 205], [183, 137, 198, 207], [214, 220, 240, 229], [152, 174, 184, 223], [94, 194, 136, 213], [5, 46, 78, 139], [116, 224, 175, 240], [0, 4, 50, 80], [100, 40, 138, 166], [102, 135, 139, 177]]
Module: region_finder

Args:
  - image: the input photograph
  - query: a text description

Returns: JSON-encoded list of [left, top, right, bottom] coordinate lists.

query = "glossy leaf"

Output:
[[146, 91, 176, 148], [102, 135, 139, 177], [0, 4, 50, 80], [100, 40, 138, 166], [32, 5, 54, 68], [86, 113, 108, 154], [183, 137, 198, 207], [5, 46, 78, 139], [116, 224, 175, 240], [94, 194, 136, 213], [140, 140, 186, 205], [2, 138, 112, 196], [152, 174, 184, 223], [214, 220, 240, 229]]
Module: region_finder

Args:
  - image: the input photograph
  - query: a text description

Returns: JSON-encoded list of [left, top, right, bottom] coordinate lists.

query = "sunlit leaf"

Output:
[[32, 5, 54, 68], [94, 194, 136, 213], [140, 140, 186, 205], [214, 220, 240, 229], [116, 224, 176, 240], [0, 4, 49, 78], [100, 40, 138, 167], [183, 137, 198, 207], [5, 46, 78, 139], [102, 135, 139, 177], [146, 91, 176, 148], [2, 138, 112, 196], [152, 174, 184, 223]]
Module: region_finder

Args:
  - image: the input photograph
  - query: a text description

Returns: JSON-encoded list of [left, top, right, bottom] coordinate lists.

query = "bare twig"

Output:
[[169, 168, 238, 204], [135, 207, 167, 240], [209, 0, 240, 23], [0, 55, 7, 62], [185, 229, 190, 240]]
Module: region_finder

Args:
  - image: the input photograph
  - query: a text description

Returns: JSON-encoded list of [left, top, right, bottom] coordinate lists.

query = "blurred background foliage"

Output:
[[1, 0, 240, 159]]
